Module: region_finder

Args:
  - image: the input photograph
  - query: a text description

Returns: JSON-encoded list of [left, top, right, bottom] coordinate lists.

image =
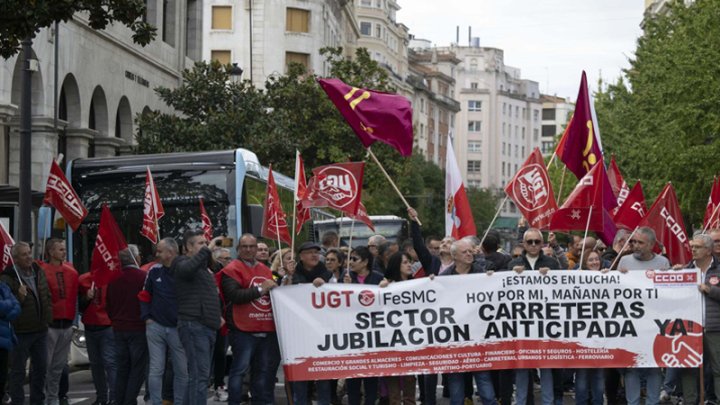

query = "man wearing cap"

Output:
[[286, 241, 333, 405]]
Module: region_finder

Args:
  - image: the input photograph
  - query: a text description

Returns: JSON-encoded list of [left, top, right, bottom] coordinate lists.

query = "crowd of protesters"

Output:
[[0, 205, 717, 405]]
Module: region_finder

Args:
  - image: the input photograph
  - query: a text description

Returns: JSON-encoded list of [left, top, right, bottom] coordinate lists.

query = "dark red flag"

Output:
[[199, 197, 213, 242], [504, 148, 557, 230], [140, 167, 164, 244], [301, 162, 365, 217], [613, 181, 647, 230], [294, 151, 311, 234], [554, 71, 603, 179], [639, 183, 691, 266], [90, 205, 129, 287], [318, 78, 414, 156], [703, 177, 720, 231], [607, 156, 630, 215], [348, 202, 375, 232], [43, 160, 88, 231], [261, 166, 292, 246], [0, 222, 14, 270], [550, 163, 617, 244]]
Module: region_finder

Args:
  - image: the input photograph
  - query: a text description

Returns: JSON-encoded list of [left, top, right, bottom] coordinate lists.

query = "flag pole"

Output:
[[291, 152, 300, 259], [479, 196, 508, 250], [546, 152, 557, 169], [274, 213, 284, 269], [578, 205, 593, 269], [703, 202, 720, 233], [366, 147, 422, 226], [556, 166, 567, 205], [9, 256, 23, 287], [609, 226, 638, 270]]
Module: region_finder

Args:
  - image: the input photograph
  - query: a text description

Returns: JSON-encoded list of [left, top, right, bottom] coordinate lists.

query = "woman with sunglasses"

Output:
[[342, 246, 384, 405], [379, 252, 417, 404]]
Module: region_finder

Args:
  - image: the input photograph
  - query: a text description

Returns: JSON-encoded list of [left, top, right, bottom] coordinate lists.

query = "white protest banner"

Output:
[[271, 269, 702, 381]]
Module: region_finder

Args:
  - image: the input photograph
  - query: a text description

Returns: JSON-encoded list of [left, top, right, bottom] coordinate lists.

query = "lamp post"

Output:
[[228, 63, 243, 83], [19, 37, 34, 242]]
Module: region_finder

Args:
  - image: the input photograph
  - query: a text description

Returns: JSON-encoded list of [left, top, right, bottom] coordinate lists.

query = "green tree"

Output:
[[594, 0, 720, 227], [0, 0, 155, 58]]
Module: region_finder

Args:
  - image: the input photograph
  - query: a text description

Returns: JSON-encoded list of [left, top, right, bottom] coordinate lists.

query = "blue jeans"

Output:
[[516, 369, 554, 405], [147, 321, 188, 405], [292, 380, 331, 405], [448, 372, 497, 405], [9, 331, 47, 405], [178, 320, 216, 405], [625, 368, 662, 405], [85, 326, 117, 403], [227, 330, 280, 405], [346, 377, 378, 405], [114, 330, 148, 405], [575, 368, 605, 405]]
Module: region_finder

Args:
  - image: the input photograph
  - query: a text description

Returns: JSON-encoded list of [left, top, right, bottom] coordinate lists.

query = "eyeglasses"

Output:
[[691, 245, 707, 250], [524, 239, 542, 246], [349, 256, 361, 262]]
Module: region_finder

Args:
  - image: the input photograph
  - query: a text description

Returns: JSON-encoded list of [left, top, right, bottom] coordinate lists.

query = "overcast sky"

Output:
[[396, 0, 644, 99]]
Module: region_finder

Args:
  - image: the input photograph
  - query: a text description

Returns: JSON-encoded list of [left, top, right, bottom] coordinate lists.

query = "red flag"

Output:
[[703, 177, 720, 231], [318, 78, 414, 156], [504, 148, 557, 230], [639, 183, 691, 265], [90, 205, 129, 287], [140, 167, 164, 244], [0, 222, 14, 270], [301, 162, 365, 217], [43, 160, 88, 231], [199, 197, 213, 242], [607, 156, 630, 215], [613, 181, 647, 230], [294, 151, 311, 234], [261, 166, 292, 246], [549, 163, 617, 244], [348, 202, 375, 232], [555, 71, 603, 179], [446, 137, 476, 239]]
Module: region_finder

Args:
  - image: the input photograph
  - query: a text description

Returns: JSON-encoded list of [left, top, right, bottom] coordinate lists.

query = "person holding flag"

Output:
[[2, 242, 52, 405]]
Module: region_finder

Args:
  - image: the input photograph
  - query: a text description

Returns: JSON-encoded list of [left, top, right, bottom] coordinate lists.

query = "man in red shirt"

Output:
[[219, 233, 279, 404], [39, 238, 79, 405]]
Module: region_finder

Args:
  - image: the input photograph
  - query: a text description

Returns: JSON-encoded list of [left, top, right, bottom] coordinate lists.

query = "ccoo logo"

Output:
[[358, 290, 375, 306]]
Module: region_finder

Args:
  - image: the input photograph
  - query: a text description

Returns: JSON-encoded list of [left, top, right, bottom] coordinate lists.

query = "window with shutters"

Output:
[[210, 50, 231, 65], [211, 6, 232, 30], [286, 8, 309, 33]]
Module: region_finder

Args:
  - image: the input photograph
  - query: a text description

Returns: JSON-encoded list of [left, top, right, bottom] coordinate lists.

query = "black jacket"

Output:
[[342, 270, 384, 285], [291, 261, 332, 285], [440, 261, 487, 276], [485, 251, 512, 271], [1, 263, 52, 333], [507, 252, 561, 271], [170, 247, 222, 330], [410, 221, 441, 276]]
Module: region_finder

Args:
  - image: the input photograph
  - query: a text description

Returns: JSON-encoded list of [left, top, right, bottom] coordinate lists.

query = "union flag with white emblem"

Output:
[[43, 160, 88, 231], [504, 148, 557, 229], [90, 205, 128, 287], [199, 197, 213, 242], [140, 167, 164, 244], [261, 166, 292, 246]]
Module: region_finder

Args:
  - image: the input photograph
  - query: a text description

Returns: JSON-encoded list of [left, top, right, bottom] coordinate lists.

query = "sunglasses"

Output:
[[349, 256, 361, 262], [524, 239, 542, 246]]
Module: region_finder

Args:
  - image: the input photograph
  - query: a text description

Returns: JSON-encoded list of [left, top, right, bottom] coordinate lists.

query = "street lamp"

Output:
[[228, 63, 243, 83]]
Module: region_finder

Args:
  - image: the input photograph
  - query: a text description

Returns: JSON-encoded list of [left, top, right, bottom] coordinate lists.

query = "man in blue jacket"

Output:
[[140, 238, 187, 405]]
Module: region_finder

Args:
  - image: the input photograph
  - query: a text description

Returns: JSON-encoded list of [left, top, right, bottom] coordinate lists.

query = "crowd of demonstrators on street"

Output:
[[1, 201, 719, 405]]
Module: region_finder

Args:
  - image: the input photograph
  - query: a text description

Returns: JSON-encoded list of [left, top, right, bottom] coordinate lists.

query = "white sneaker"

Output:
[[660, 390, 670, 402], [214, 386, 229, 402]]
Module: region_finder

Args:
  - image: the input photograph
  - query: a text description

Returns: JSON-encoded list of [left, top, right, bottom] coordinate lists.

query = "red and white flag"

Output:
[[294, 151, 311, 233], [348, 202, 375, 232], [90, 205, 129, 287], [43, 160, 88, 231], [504, 148, 557, 229], [639, 183, 691, 266], [199, 197, 213, 242], [0, 222, 14, 270], [613, 181, 647, 231], [261, 166, 292, 246], [445, 137, 476, 239], [302, 162, 365, 217], [140, 167, 164, 244], [703, 177, 720, 231], [607, 156, 630, 215], [549, 163, 617, 245]]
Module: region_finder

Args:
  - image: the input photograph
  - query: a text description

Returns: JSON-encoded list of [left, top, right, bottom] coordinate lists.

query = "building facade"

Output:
[[203, 0, 359, 87], [0, 0, 201, 232], [540, 94, 573, 156]]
